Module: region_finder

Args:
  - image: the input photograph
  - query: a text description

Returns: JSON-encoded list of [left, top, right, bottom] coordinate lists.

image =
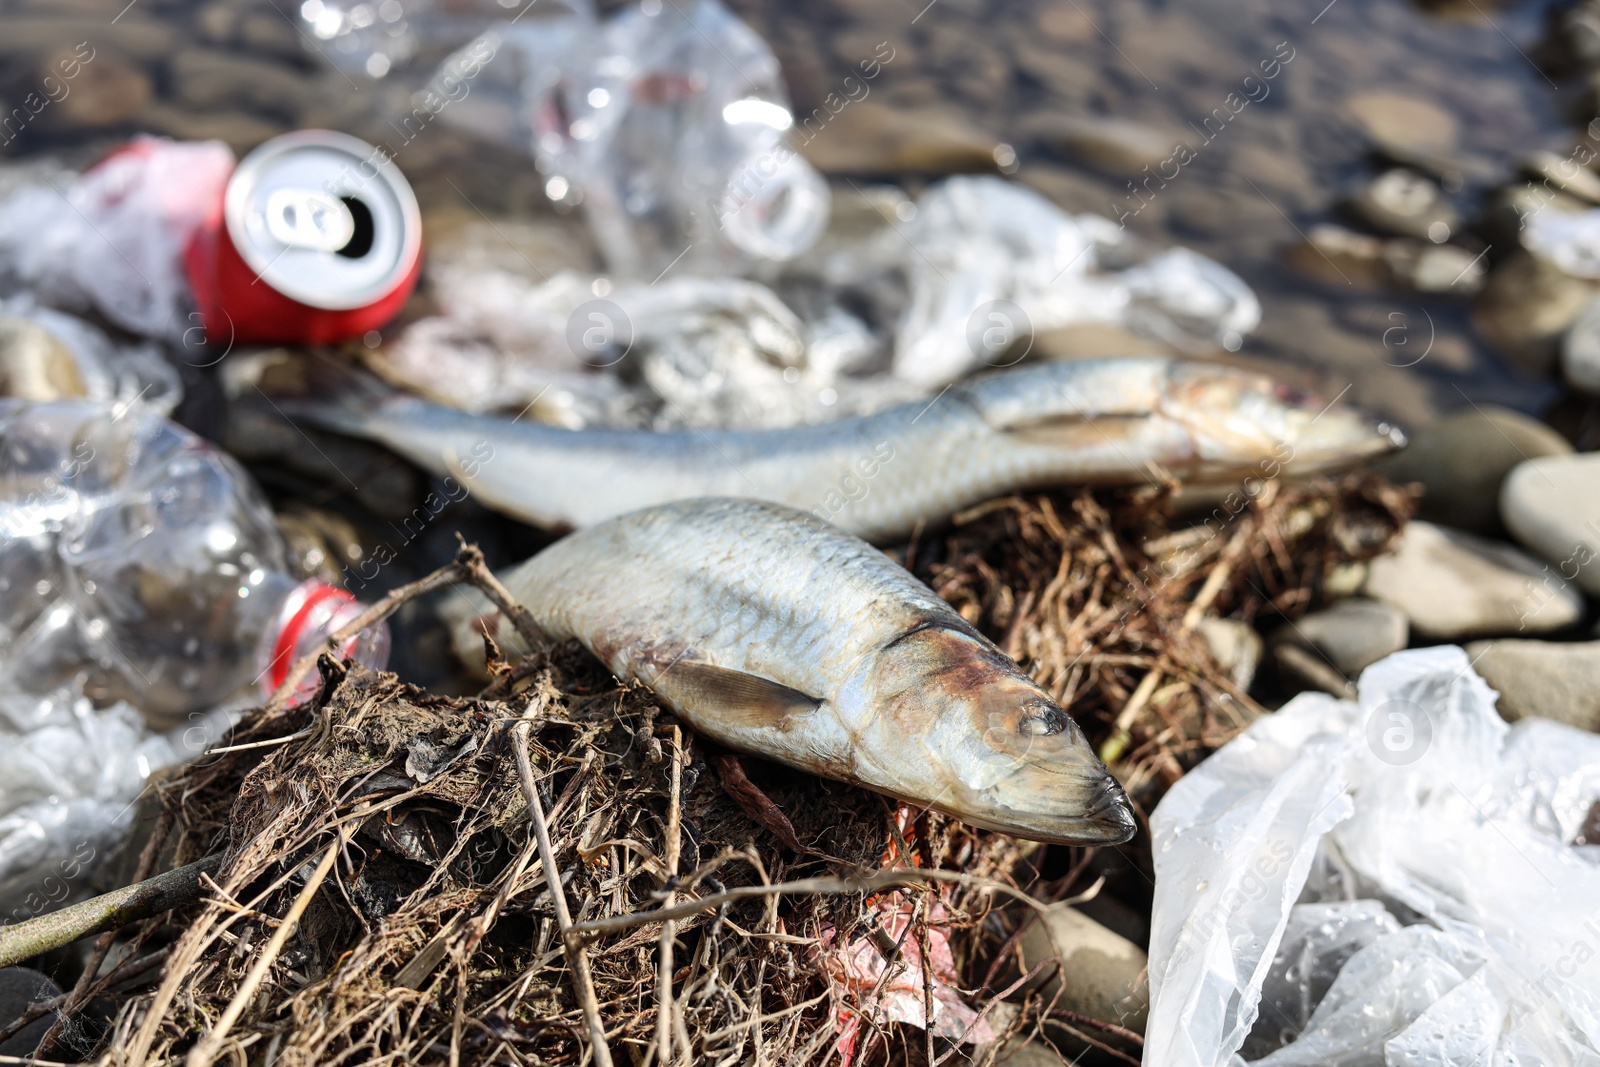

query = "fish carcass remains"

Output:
[[446, 497, 1137, 845], [300, 357, 1404, 543]]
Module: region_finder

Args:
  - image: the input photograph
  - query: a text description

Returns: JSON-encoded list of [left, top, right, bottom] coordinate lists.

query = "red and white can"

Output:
[[184, 130, 423, 346]]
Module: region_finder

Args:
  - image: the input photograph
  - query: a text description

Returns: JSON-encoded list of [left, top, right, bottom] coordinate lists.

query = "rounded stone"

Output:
[[1471, 250, 1600, 377], [1271, 598, 1409, 679], [40, 46, 151, 128], [1376, 405, 1572, 535], [1348, 168, 1457, 242], [1501, 452, 1600, 596], [1012, 903, 1148, 1033], [1024, 115, 1184, 179], [1346, 91, 1459, 158], [796, 101, 1000, 174], [1465, 639, 1600, 731], [1196, 616, 1265, 693], [1522, 150, 1600, 205], [1561, 295, 1600, 394], [1362, 520, 1585, 639]]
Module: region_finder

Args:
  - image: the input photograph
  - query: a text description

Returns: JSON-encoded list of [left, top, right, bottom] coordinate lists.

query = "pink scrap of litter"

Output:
[[817, 896, 994, 1067]]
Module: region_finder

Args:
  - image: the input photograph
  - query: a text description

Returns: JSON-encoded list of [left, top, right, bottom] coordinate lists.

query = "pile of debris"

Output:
[[1, 473, 1410, 1066]]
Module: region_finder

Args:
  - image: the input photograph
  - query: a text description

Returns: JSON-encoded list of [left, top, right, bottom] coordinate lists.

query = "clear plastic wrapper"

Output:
[[0, 686, 177, 912], [380, 266, 922, 429], [395, 177, 1260, 430], [1240, 900, 1404, 1060], [0, 138, 234, 343], [1145, 647, 1600, 1067], [893, 177, 1261, 385]]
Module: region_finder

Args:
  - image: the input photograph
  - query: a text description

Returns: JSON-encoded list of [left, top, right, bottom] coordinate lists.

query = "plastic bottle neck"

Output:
[[259, 579, 389, 697]]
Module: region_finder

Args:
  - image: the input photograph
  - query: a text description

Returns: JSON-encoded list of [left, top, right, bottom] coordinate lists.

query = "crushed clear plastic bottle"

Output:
[[298, 0, 828, 273], [296, 0, 516, 79], [532, 0, 830, 276], [0, 399, 388, 731]]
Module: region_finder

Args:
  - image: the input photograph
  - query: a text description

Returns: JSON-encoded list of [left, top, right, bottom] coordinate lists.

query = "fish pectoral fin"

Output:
[[665, 662, 821, 732]]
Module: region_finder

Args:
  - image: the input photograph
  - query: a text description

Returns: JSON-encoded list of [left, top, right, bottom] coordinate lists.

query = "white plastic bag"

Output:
[[893, 177, 1261, 385], [383, 267, 921, 429], [1146, 647, 1600, 1067]]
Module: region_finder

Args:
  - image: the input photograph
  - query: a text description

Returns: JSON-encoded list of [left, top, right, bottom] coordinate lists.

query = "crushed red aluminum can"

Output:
[[184, 130, 423, 346]]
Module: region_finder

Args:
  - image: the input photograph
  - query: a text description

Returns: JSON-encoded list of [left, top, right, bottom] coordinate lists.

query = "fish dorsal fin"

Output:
[[662, 662, 822, 732]]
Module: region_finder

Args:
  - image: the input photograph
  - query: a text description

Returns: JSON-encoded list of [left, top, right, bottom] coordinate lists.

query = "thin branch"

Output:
[[0, 855, 220, 969], [567, 868, 1048, 945], [455, 538, 548, 651], [1045, 1008, 1145, 1048], [655, 726, 684, 1067], [186, 837, 341, 1067], [512, 717, 614, 1067]]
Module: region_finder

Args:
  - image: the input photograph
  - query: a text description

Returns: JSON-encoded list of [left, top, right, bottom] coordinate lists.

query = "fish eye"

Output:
[[1019, 704, 1066, 736]]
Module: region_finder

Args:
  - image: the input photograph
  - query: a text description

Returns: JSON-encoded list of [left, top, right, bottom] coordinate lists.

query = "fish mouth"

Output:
[[1283, 409, 1406, 473], [1167, 364, 1406, 475], [967, 765, 1137, 845], [1041, 772, 1137, 845]]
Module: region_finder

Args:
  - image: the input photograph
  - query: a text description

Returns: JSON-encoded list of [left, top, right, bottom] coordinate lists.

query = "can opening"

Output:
[[336, 196, 375, 259]]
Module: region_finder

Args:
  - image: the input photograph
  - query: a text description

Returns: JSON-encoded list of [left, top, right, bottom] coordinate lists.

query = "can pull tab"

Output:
[[264, 188, 356, 252]]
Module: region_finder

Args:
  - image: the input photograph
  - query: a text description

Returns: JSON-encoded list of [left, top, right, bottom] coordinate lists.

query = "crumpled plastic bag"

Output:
[[1145, 646, 1600, 1067], [393, 176, 1259, 430], [380, 266, 921, 429], [0, 137, 234, 343], [891, 177, 1261, 385], [0, 685, 179, 913]]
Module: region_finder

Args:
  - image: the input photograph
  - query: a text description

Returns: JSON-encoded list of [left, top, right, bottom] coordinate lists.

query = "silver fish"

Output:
[[301, 357, 1402, 544], [447, 497, 1135, 844]]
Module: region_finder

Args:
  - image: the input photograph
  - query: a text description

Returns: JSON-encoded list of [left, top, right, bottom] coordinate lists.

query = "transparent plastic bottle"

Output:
[[528, 0, 830, 276], [0, 399, 388, 730], [296, 0, 559, 79]]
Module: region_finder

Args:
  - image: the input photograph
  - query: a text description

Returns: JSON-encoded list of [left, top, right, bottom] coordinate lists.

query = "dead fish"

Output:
[[295, 356, 1403, 543], [445, 497, 1136, 845]]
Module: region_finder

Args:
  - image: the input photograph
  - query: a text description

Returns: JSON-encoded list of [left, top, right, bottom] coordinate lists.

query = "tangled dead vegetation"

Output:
[[914, 472, 1415, 808], [44, 476, 1407, 1067]]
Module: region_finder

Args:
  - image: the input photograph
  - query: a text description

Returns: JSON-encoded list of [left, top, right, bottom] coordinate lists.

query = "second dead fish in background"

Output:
[[285, 356, 1403, 543], [445, 497, 1136, 845]]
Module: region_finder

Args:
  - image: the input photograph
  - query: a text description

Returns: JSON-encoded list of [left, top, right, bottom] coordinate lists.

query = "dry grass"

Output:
[[66, 476, 1409, 1067], [916, 474, 1414, 807]]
